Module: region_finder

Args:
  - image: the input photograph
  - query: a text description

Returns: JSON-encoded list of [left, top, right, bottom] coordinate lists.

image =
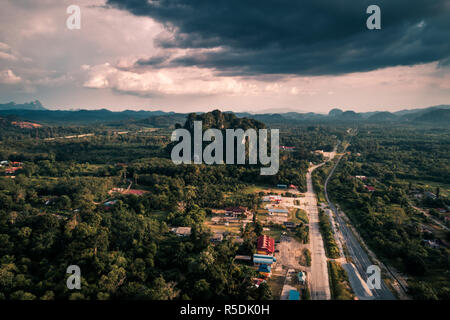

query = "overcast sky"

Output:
[[0, 0, 449, 113]]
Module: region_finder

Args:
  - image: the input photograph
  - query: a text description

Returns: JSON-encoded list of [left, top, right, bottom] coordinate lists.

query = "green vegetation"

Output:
[[295, 222, 309, 244], [302, 285, 311, 300], [318, 209, 340, 259], [312, 158, 338, 203], [327, 261, 354, 300], [328, 124, 450, 300], [3, 111, 345, 300], [266, 275, 285, 300], [295, 208, 309, 224], [2, 109, 448, 300], [302, 248, 311, 267]]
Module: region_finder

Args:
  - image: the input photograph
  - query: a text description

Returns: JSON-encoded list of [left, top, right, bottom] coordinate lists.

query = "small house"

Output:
[[173, 227, 192, 237], [268, 208, 289, 216], [284, 222, 297, 229], [258, 264, 272, 277], [424, 239, 440, 249], [262, 195, 282, 202], [225, 206, 249, 217], [424, 191, 436, 199], [234, 255, 252, 261], [253, 278, 266, 288], [211, 216, 222, 224], [297, 271, 306, 284], [210, 232, 224, 243]]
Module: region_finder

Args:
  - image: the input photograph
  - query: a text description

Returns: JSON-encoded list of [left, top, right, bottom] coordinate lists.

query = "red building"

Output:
[[5, 167, 21, 174], [257, 235, 275, 255]]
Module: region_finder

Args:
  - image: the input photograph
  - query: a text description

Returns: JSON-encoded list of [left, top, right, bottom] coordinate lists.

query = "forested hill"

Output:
[[0, 100, 46, 111], [0, 102, 448, 127], [413, 109, 450, 123], [183, 110, 266, 132]]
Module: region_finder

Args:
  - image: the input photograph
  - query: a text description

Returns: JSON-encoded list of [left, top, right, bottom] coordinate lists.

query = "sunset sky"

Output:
[[0, 0, 449, 113]]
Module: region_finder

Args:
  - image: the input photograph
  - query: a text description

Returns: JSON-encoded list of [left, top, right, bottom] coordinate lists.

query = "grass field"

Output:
[[204, 220, 242, 235], [266, 274, 285, 299], [403, 179, 450, 197], [295, 208, 309, 224]]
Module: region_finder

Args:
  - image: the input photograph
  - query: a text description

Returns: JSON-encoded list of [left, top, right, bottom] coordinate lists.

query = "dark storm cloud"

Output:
[[107, 0, 450, 75]]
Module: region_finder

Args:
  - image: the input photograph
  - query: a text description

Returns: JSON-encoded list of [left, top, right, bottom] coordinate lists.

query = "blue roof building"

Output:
[[253, 254, 277, 265], [258, 264, 271, 273], [289, 290, 300, 300], [268, 208, 289, 215]]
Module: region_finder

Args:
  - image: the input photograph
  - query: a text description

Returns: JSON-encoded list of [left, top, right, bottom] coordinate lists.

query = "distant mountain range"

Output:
[[0, 101, 448, 126], [0, 100, 46, 111], [233, 105, 450, 124]]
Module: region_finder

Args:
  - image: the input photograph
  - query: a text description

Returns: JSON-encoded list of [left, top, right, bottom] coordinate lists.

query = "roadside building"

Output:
[[257, 235, 275, 255], [104, 200, 117, 206], [289, 290, 300, 300], [413, 193, 423, 200], [234, 255, 252, 262], [211, 216, 222, 224], [253, 278, 266, 288], [268, 208, 289, 216], [44, 197, 58, 206], [424, 239, 440, 249], [424, 191, 437, 199], [225, 206, 250, 217], [253, 254, 277, 265], [297, 271, 306, 284], [103, 200, 117, 210], [284, 222, 297, 229], [258, 264, 272, 278], [5, 167, 22, 174], [262, 195, 282, 202]]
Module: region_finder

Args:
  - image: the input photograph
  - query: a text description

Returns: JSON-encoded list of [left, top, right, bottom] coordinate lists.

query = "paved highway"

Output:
[[324, 153, 396, 300], [306, 163, 332, 300]]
